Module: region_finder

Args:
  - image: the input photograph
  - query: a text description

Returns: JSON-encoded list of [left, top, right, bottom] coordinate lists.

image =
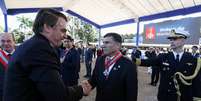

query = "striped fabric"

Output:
[[0, 50, 9, 70]]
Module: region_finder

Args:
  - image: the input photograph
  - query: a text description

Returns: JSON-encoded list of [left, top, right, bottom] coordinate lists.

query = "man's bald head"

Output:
[[0, 32, 15, 53]]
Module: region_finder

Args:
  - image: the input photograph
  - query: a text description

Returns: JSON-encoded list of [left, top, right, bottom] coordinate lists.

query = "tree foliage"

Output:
[[122, 33, 135, 39], [82, 23, 95, 42], [13, 16, 33, 43], [67, 17, 97, 43]]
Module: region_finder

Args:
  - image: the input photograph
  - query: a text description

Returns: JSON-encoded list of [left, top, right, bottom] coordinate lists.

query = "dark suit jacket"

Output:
[[131, 49, 141, 60], [141, 52, 201, 101], [85, 48, 93, 62], [0, 50, 10, 97], [145, 51, 156, 59], [61, 47, 80, 86], [192, 53, 199, 58], [89, 56, 138, 101], [3, 34, 83, 101]]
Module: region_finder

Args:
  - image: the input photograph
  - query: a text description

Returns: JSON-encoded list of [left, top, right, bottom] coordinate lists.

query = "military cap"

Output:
[[167, 29, 189, 39]]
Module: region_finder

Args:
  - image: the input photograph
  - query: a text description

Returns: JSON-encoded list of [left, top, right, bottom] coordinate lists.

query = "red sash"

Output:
[[104, 51, 122, 79], [0, 50, 9, 70]]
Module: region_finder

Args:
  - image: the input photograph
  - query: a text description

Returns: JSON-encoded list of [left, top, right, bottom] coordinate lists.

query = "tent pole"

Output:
[[4, 13, 8, 32], [98, 28, 101, 47], [136, 18, 140, 47]]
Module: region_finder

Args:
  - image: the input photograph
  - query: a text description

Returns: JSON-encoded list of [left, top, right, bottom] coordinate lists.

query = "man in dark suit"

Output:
[[136, 29, 201, 101], [84, 44, 93, 78], [145, 47, 160, 86], [131, 46, 141, 61], [3, 8, 91, 101], [0, 32, 15, 101], [60, 35, 80, 86], [83, 32, 138, 101]]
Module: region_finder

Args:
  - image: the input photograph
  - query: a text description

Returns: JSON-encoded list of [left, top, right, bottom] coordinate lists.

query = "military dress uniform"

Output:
[[138, 52, 201, 101], [136, 29, 201, 101]]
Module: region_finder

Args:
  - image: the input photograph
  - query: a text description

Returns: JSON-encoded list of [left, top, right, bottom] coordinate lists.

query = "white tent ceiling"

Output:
[[1, 0, 201, 28]]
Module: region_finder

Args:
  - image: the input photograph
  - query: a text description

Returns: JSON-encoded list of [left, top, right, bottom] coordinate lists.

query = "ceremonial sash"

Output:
[[0, 50, 9, 70], [104, 51, 122, 79]]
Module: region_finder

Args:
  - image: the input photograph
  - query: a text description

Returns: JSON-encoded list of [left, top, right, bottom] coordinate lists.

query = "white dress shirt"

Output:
[[172, 51, 184, 61]]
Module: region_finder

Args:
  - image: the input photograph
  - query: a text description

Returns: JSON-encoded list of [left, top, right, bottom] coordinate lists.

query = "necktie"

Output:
[[176, 54, 179, 63]]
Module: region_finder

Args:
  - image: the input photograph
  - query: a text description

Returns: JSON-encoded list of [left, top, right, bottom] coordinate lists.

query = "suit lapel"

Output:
[[100, 56, 107, 80], [167, 52, 178, 75], [175, 52, 187, 71], [169, 52, 177, 68], [179, 52, 186, 64]]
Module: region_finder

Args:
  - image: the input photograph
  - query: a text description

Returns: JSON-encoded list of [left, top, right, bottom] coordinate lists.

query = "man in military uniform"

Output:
[[136, 29, 201, 101]]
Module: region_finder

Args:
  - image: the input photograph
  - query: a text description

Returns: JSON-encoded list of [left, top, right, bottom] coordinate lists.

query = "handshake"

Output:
[[81, 80, 92, 96]]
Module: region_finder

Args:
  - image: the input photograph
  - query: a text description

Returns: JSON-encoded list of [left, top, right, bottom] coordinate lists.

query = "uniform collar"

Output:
[[172, 51, 184, 61]]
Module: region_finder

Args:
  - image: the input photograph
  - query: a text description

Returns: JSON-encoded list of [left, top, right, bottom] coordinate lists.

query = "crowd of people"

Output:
[[0, 8, 200, 101]]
